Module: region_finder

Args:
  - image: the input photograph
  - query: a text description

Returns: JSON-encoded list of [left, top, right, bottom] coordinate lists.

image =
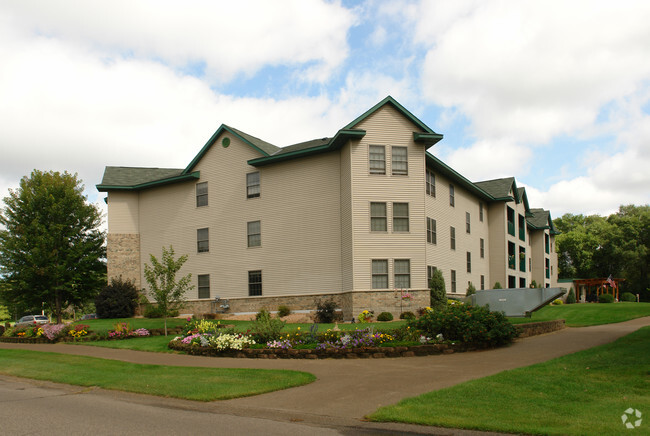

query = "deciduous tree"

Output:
[[0, 170, 106, 322]]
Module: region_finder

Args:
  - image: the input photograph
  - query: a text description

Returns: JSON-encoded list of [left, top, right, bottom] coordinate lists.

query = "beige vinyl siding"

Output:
[[350, 104, 427, 291], [530, 230, 546, 286], [425, 170, 490, 295], [138, 133, 343, 300], [340, 141, 354, 291], [487, 202, 507, 288], [107, 191, 140, 234]]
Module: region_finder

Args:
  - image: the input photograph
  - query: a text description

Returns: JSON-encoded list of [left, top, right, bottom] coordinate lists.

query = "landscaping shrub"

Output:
[[598, 293, 615, 303], [493, 282, 503, 289], [277, 305, 292, 317], [566, 287, 576, 304], [409, 304, 517, 347], [552, 299, 563, 305], [377, 311, 394, 321], [251, 309, 286, 343], [95, 276, 140, 319], [429, 268, 446, 310], [620, 292, 637, 302], [143, 305, 179, 318], [358, 310, 374, 323], [400, 311, 416, 320], [466, 282, 476, 297], [315, 299, 339, 323]]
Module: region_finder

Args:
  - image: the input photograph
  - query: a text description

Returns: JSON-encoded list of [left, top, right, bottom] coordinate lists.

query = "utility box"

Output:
[[466, 287, 564, 317]]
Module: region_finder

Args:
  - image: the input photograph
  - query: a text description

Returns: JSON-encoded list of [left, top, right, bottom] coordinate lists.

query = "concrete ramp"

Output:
[[466, 287, 565, 317]]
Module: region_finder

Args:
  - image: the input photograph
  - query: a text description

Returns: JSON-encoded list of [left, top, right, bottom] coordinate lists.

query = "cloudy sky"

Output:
[[1, 0, 649, 228]]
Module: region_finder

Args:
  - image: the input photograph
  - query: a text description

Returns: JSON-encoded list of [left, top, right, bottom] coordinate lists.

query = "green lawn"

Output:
[[508, 302, 650, 326], [0, 349, 315, 401], [74, 335, 178, 352], [369, 326, 649, 435]]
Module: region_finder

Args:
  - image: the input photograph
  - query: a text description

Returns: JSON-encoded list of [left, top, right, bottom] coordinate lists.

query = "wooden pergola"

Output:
[[571, 278, 625, 302]]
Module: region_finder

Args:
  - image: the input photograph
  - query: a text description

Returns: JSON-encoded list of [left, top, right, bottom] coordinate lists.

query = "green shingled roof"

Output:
[[97, 166, 186, 190], [474, 177, 517, 200], [527, 208, 560, 234]]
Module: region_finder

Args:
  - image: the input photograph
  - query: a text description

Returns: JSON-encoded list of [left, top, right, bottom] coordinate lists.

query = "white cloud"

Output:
[[1, 0, 356, 83]]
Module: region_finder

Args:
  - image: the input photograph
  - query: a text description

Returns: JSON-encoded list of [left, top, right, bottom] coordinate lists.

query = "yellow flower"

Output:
[[297, 327, 301, 330]]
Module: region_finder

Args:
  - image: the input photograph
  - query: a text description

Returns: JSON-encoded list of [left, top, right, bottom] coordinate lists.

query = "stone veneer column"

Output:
[[107, 233, 141, 289]]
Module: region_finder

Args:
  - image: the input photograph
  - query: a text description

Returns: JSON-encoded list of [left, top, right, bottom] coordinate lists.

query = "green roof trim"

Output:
[[414, 132, 443, 146], [425, 152, 493, 201], [247, 129, 366, 166], [344, 95, 439, 136], [183, 124, 279, 174], [97, 167, 199, 192]]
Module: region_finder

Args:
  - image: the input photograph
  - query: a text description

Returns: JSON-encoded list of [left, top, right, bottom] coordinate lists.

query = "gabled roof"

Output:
[[474, 177, 517, 201], [344, 96, 443, 146], [527, 208, 560, 234], [183, 124, 280, 174], [425, 152, 493, 201], [96, 166, 199, 192]]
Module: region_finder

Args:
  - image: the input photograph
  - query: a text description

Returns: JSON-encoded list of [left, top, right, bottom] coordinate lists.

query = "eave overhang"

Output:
[[97, 171, 200, 192]]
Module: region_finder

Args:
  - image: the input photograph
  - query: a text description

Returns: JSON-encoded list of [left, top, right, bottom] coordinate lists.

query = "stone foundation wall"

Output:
[[107, 233, 141, 288], [179, 289, 430, 321]]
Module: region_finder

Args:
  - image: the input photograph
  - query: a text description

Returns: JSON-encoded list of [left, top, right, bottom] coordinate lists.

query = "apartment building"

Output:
[[97, 96, 558, 319]]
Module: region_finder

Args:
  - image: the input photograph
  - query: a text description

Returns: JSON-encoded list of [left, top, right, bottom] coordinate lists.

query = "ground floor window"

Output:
[[372, 259, 389, 289], [508, 275, 516, 288], [198, 274, 210, 299], [248, 270, 262, 296], [451, 270, 457, 292], [519, 277, 526, 288], [480, 275, 485, 290], [394, 259, 410, 289]]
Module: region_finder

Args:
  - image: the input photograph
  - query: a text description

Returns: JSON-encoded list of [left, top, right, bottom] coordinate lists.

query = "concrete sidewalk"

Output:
[[2, 316, 648, 434]]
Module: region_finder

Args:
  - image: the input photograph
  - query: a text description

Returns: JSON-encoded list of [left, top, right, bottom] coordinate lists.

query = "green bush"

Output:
[[277, 305, 292, 317], [315, 299, 340, 323], [429, 269, 446, 310], [598, 293, 615, 303], [552, 299, 563, 305], [377, 312, 394, 321], [493, 282, 503, 289], [466, 282, 476, 297], [144, 305, 179, 318], [566, 287, 576, 304], [95, 277, 140, 319], [409, 304, 517, 347], [620, 292, 636, 302], [251, 309, 286, 343], [400, 311, 416, 320]]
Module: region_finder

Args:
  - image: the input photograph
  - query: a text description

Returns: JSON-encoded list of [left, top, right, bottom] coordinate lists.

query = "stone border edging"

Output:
[[515, 319, 566, 338]]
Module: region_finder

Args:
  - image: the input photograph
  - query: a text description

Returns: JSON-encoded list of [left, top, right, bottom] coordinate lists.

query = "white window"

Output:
[[451, 269, 457, 292], [372, 260, 389, 289], [247, 221, 261, 247], [450, 226, 456, 250], [449, 184, 455, 207], [426, 170, 436, 197], [394, 259, 410, 289], [370, 202, 387, 231], [369, 145, 386, 174], [480, 238, 485, 258], [197, 228, 209, 253], [198, 274, 210, 299], [248, 270, 262, 296], [246, 172, 260, 198], [196, 182, 208, 207], [392, 146, 408, 175], [466, 212, 471, 234], [427, 217, 437, 244], [393, 203, 409, 232]]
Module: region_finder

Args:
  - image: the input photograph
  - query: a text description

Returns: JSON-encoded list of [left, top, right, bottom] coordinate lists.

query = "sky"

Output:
[[1, 0, 649, 230]]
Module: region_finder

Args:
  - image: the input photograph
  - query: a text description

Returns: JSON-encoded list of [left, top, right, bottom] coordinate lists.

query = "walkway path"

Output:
[[1, 317, 648, 434]]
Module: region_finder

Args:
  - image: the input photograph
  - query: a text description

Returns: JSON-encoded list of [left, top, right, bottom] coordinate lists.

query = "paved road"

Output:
[[1, 316, 648, 435]]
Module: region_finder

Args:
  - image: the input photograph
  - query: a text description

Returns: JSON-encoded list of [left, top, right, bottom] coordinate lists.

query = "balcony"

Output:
[[508, 255, 516, 270], [519, 255, 526, 272]]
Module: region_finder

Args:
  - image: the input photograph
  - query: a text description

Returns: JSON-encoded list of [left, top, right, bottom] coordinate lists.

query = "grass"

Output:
[[508, 302, 650, 326], [75, 335, 178, 353], [368, 326, 650, 435], [0, 349, 315, 401]]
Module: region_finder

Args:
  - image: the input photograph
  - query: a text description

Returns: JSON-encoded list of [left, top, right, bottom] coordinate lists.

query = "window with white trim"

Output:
[[451, 269, 457, 292], [393, 203, 409, 232], [369, 145, 386, 174], [480, 238, 485, 258], [371, 259, 389, 289], [198, 274, 210, 299], [466, 251, 472, 273], [246, 172, 260, 198], [370, 202, 387, 231], [392, 146, 408, 175], [197, 228, 209, 253], [247, 221, 261, 247], [426, 169, 436, 197], [394, 259, 410, 289], [450, 226, 456, 250], [196, 182, 208, 207], [248, 270, 262, 296], [427, 217, 437, 244], [466, 212, 471, 234], [449, 184, 455, 207]]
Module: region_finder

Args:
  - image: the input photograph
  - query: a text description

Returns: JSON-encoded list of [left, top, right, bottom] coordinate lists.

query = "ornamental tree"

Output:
[[0, 170, 106, 323], [143, 245, 193, 335]]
